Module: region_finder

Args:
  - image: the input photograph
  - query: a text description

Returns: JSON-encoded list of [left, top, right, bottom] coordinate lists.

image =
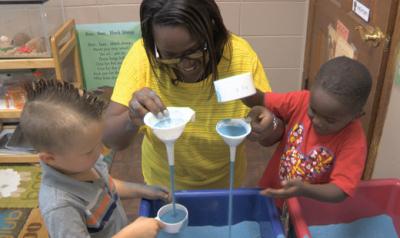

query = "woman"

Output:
[[103, 0, 271, 190]]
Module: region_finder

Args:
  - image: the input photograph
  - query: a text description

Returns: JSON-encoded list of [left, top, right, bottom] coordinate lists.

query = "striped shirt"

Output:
[[39, 157, 128, 238], [112, 34, 271, 189]]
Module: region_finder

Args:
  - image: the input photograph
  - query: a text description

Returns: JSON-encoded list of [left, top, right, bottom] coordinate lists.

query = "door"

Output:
[[303, 0, 398, 178]]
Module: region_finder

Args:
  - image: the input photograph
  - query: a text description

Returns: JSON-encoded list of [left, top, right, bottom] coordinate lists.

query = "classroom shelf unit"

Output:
[[0, 19, 83, 163]]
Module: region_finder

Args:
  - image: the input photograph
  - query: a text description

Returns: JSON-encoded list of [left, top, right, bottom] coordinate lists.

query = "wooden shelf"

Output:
[[0, 58, 55, 70], [0, 20, 83, 164], [0, 153, 39, 163], [0, 109, 22, 119], [0, 19, 83, 84]]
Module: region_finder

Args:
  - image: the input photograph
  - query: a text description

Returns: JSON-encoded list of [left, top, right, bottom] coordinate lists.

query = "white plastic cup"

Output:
[[213, 72, 256, 102], [155, 203, 189, 234]]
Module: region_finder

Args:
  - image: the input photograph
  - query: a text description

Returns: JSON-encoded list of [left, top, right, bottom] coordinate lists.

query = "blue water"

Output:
[[154, 118, 184, 128], [218, 125, 247, 137], [309, 214, 398, 238], [169, 165, 176, 215], [160, 209, 187, 224], [228, 161, 234, 238], [157, 221, 264, 238]]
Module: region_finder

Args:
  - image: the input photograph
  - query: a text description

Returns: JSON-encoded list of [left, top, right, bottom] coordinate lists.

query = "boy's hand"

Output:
[[260, 178, 305, 199], [261, 181, 349, 202], [247, 106, 276, 141], [139, 185, 170, 202], [113, 217, 163, 238]]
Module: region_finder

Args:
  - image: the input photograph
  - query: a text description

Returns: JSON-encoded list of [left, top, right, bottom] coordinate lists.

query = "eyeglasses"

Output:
[[155, 43, 208, 66]]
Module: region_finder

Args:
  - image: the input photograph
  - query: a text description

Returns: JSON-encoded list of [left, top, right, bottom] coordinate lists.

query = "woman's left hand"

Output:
[[139, 185, 171, 202]]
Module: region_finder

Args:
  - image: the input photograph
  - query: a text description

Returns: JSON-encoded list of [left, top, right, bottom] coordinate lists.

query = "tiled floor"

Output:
[[109, 135, 274, 221]]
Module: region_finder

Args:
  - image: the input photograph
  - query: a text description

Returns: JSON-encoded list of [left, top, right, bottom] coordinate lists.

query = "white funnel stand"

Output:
[[216, 118, 251, 238], [145, 107, 195, 219], [144, 107, 195, 166], [216, 118, 251, 157]]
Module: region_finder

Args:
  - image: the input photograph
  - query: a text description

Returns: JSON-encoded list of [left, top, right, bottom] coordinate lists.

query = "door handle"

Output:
[[355, 26, 388, 47]]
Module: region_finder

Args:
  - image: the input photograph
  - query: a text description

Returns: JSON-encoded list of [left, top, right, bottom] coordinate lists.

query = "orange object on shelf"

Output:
[[0, 86, 26, 110]]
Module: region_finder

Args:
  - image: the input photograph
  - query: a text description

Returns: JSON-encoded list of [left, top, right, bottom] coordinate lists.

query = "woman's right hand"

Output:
[[247, 106, 284, 146], [241, 89, 265, 107], [247, 106, 276, 141], [128, 87, 167, 125]]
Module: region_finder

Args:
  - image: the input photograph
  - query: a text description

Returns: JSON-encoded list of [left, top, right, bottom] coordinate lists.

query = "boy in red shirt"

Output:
[[244, 56, 372, 203]]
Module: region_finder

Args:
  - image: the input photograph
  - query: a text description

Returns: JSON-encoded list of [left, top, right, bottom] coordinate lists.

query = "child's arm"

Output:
[[112, 217, 163, 238], [112, 178, 170, 201], [260, 179, 348, 203], [42, 197, 162, 238], [247, 106, 285, 146]]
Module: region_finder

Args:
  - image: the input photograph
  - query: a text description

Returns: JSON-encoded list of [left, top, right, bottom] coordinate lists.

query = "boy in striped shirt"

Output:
[[20, 80, 169, 238]]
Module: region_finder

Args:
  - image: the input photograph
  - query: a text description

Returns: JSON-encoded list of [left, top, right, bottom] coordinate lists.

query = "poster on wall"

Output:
[[327, 24, 356, 60], [76, 22, 141, 90], [335, 36, 355, 59], [327, 25, 337, 60]]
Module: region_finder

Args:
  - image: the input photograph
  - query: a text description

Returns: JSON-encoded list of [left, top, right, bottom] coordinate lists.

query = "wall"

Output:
[[373, 83, 400, 179], [62, 0, 309, 92], [371, 3, 400, 179]]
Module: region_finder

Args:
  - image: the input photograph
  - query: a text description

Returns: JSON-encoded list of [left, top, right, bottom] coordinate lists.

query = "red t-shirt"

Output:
[[259, 91, 367, 197]]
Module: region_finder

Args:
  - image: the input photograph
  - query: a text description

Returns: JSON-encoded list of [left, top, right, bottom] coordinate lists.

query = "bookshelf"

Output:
[[0, 19, 83, 163]]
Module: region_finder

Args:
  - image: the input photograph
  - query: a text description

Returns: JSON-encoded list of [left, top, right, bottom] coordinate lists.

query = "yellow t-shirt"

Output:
[[112, 34, 271, 189]]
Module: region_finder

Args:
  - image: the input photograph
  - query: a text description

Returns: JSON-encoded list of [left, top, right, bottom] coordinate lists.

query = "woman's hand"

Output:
[[247, 106, 276, 141], [247, 106, 284, 146], [138, 185, 171, 202], [113, 179, 170, 202], [241, 89, 265, 107], [128, 87, 167, 125]]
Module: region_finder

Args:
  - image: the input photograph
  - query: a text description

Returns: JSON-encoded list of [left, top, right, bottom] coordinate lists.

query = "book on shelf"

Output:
[[0, 125, 35, 154]]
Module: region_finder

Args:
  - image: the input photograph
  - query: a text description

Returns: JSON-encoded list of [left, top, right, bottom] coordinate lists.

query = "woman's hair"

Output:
[[20, 79, 106, 153], [140, 0, 230, 85]]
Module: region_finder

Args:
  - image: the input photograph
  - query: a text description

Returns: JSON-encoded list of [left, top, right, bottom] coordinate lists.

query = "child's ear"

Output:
[[38, 152, 56, 164]]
